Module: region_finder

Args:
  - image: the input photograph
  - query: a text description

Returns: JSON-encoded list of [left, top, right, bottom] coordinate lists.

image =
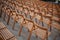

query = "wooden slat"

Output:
[[0, 22, 17, 40]]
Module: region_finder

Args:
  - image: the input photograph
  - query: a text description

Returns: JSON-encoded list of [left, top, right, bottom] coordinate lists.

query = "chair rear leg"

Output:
[[7, 15, 10, 25], [3, 13, 6, 21], [18, 24, 23, 36], [12, 19, 16, 30], [27, 27, 34, 40]]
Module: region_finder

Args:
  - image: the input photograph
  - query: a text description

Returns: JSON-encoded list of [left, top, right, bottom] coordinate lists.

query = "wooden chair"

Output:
[[43, 16, 52, 31], [9, 2, 23, 30], [18, 17, 35, 38], [23, 5, 31, 19], [2, 0, 15, 25], [5, 8, 11, 25], [27, 20, 51, 40], [52, 19, 60, 31], [26, 6, 35, 20], [1, 1, 11, 23], [9, 11, 17, 29], [33, 27, 51, 40], [33, 7, 44, 26], [29, 8, 35, 18], [0, 22, 17, 40], [16, 14, 25, 36], [12, 14, 24, 30]]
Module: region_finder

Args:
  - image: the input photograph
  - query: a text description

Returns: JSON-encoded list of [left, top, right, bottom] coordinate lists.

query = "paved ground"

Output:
[[0, 17, 60, 40]]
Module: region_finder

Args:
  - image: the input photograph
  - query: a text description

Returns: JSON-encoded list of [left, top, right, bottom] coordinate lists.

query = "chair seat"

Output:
[[23, 21, 33, 31], [11, 12, 16, 19], [19, 7, 23, 11], [11, 15, 16, 19], [33, 28, 51, 39], [34, 9, 39, 13], [43, 17, 51, 25], [23, 5, 27, 8], [30, 7, 34, 11], [52, 16, 60, 22], [24, 9, 28, 14], [45, 14, 52, 18], [17, 16, 24, 24], [29, 11, 34, 17], [35, 14, 41, 20], [52, 23, 60, 30]]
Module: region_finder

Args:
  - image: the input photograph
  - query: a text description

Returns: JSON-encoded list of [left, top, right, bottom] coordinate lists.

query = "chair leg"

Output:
[[0, 10, 2, 17], [12, 19, 16, 30], [46, 30, 48, 40], [36, 35, 38, 39], [18, 24, 23, 36], [50, 26, 52, 32], [7, 15, 10, 25], [27, 31, 32, 40], [3, 13, 6, 21], [42, 22, 44, 26], [54, 35, 57, 40], [27, 27, 33, 40]]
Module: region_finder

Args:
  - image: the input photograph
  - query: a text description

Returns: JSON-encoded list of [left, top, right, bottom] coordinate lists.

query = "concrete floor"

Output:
[[0, 17, 60, 40]]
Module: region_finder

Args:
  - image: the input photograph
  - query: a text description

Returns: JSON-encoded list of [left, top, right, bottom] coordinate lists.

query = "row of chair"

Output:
[[0, 0, 60, 40], [2, 0, 60, 30], [1, 0, 51, 40]]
